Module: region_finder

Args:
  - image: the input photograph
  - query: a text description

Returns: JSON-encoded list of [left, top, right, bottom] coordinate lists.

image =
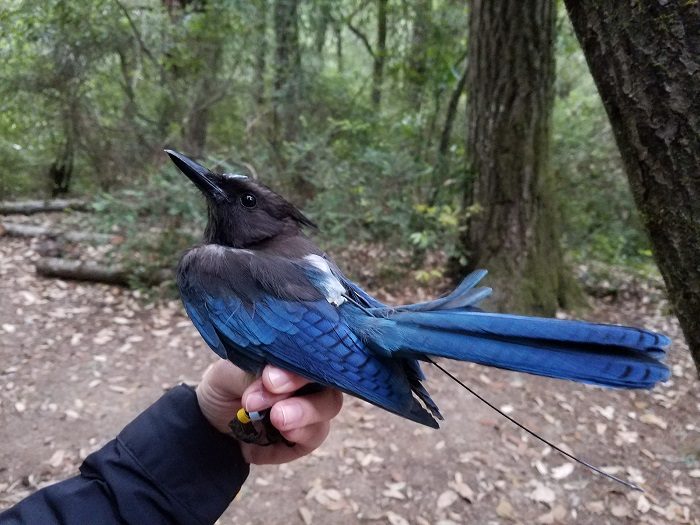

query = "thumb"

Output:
[[196, 360, 256, 433]]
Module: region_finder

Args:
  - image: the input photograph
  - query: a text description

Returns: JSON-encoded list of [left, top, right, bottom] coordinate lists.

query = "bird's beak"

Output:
[[164, 149, 225, 201]]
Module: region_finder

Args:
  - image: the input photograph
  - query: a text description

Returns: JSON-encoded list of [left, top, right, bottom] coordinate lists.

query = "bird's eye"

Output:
[[240, 193, 257, 208]]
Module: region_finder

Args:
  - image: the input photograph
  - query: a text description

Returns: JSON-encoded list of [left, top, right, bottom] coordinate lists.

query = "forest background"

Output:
[[1, 0, 698, 372], [1, 2, 699, 522]]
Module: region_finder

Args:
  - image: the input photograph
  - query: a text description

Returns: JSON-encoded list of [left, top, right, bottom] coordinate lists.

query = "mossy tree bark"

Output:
[[273, 0, 315, 202], [371, 0, 388, 109], [273, 0, 302, 147], [462, 0, 571, 315], [565, 1, 700, 375], [406, 0, 431, 111]]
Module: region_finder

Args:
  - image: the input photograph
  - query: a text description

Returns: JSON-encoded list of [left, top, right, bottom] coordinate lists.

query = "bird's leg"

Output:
[[229, 408, 295, 447], [228, 383, 324, 446]]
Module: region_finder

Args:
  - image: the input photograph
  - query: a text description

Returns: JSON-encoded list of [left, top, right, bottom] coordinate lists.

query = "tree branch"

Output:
[[346, 21, 375, 58], [113, 0, 161, 70]]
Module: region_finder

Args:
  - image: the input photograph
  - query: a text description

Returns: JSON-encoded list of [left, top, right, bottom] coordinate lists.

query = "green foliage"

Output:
[[552, 14, 653, 269], [0, 1, 655, 289], [89, 164, 205, 289]]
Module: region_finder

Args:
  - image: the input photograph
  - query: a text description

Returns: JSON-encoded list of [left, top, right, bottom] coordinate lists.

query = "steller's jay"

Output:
[[166, 150, 669, 449]]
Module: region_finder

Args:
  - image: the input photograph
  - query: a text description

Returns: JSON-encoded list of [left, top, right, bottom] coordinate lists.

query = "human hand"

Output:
[[196, 359, 343, 465]]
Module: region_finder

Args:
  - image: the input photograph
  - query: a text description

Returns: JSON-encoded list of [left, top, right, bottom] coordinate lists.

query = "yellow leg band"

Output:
[[236, 408, 251, 424]]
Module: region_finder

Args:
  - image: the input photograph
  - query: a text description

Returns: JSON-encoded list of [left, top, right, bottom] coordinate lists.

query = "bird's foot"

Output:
[[228, 408, 295, 447]]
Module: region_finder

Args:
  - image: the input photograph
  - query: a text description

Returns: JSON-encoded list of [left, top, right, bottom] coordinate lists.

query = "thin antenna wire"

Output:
[[428, 358, 642, 492]]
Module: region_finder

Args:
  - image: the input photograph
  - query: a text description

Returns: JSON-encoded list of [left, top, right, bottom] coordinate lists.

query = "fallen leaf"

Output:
[[639, 413, 668, 429], [594, 405, 615, 420], [530, 483, 556, 505], [47, 450, 65, 468], [537, 505, 567, 524], [448, 480, 474, 502], [436, 490, 458, 509], [496, 499, 515, 520], [383, 481, 406, 500], [298, 506, 313, 525], [611, 503, 631, 518], [550, 463, 574, 480], [637, 494, 651, 514], [386, 511, 409, 525], [670, 484, 691, 496]]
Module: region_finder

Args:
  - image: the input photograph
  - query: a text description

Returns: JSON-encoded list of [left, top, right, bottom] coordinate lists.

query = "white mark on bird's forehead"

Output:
[[223, 173, 248, 180]]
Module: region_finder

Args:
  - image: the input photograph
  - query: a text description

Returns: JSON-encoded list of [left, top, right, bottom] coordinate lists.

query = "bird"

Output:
[[166, 149, 670, 442]]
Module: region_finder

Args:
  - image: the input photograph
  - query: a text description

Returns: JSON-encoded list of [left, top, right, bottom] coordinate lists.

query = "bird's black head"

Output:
[[165, 150, 315, 248]]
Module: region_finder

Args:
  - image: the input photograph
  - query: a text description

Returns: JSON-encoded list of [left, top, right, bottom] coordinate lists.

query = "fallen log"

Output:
[[0, 222, 115, 244], [0, 198, 88, 215], [35, 257, 171, 286], [35, 258, 129, 285]]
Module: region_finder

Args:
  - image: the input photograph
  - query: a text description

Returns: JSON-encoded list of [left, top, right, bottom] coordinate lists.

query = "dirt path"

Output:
[[0, 233, 697, 524]]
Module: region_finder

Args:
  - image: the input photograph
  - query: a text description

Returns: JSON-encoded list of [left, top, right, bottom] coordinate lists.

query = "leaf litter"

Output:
[[0, 226, 698, 524]]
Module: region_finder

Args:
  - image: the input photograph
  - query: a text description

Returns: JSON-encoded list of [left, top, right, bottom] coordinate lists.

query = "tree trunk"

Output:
[[371, 0, 387, 108], [313, 2, 331, 55], [51, 96, 79, 196], [438, 63, 468, 163], [253, 0, 268, 108], [406, 0, 431, 111], [461, 0, 569, 315], [182, 2, 223, 158], [334, 21, 343, 73], [564, 1, 700, 374], [273, 0, 302, 146]]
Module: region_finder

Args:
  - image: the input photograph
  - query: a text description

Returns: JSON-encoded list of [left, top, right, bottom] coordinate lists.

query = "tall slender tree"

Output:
[[346, 0, 388, 108], [273, 0, 301, 146], [461, 0, 569, 314], [371, 0, 388, 108], [252, 0, 268, 109], [406, 0, 431, 111], [565, 1, 700, 374]]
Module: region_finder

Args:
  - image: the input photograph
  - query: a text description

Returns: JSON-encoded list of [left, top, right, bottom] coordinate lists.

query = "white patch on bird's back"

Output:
[[303, 255, 346, 306], [223, 173, 248, 179], [204, 245, 252, 255]]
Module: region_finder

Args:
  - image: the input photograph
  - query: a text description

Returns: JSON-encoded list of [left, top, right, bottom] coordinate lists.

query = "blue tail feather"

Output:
[[354, 305, 670, 389], [399, 270, 492, 312], [393, 311, 669, 354]]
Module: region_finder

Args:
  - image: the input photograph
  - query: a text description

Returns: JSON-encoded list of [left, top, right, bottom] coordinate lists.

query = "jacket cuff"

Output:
[[106, 384, 249, 523]]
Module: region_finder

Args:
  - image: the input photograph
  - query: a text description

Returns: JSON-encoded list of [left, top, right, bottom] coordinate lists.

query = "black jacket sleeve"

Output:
[[0, 385, 250, 525]]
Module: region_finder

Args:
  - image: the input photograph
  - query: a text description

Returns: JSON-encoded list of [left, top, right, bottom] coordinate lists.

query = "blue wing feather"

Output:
[[177, 246, 439, 427]]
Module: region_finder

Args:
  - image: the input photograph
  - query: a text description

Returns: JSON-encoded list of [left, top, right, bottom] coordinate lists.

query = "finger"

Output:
[[261, 366, 312, 394], [280, 421, 330, 450], [241, 422, 331, 465], [241, 376, 298, 412], [201, 359, 256, 400], [241, 385, 292, 413], [269, 388, 343, 431], [196, 360, 255, 434]]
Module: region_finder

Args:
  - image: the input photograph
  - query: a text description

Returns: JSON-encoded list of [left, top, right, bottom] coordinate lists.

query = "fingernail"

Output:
[[245, 391, 269, 413], [281, 402, 303, 428], [266, 368, 290, 390]]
